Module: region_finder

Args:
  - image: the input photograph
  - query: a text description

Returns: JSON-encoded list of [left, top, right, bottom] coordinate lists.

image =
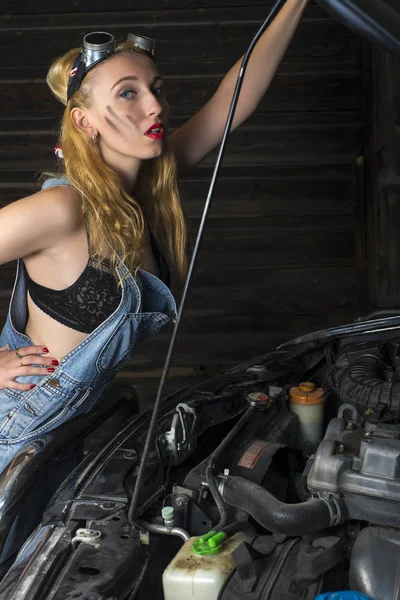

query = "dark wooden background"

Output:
[[1, 0, 397, 407]]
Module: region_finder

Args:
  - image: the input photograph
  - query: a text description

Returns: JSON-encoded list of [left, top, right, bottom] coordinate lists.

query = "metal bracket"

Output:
[[337, 403, 359, 422], [319, 495, 343, 527], [157, 403, 197, 465], [71, 528, 102, 549]]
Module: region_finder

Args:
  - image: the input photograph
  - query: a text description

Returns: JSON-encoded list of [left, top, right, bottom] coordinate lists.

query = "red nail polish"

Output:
[[51, 360, 59, 366], [47, 368, 55, 373], [30, 384, 36, 389], [43, 348, 49, 353]]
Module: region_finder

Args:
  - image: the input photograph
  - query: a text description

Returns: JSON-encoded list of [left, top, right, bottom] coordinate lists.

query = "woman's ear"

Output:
[[70, 107, 96, 138]]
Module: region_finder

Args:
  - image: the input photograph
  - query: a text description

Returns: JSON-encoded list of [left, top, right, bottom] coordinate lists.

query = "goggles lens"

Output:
[[83, 31, 114, 48], [127, 33, 156, 57], [82, 31, 116, 70]]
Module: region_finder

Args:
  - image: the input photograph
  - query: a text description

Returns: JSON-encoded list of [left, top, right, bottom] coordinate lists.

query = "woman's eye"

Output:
[[120, 89, 136, 99]]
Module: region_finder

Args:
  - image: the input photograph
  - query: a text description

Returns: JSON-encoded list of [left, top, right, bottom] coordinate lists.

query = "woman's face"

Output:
[[84, 52, 169, 162]]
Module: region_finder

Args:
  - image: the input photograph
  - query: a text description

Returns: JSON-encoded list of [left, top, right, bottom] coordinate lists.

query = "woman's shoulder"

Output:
[[0, 177, 84, 264], [36, 177, 83, 231], [10, 176, 83, 238]]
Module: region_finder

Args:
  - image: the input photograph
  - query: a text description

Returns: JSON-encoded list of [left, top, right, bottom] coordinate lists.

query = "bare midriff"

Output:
[[25, 294, 89, 363]]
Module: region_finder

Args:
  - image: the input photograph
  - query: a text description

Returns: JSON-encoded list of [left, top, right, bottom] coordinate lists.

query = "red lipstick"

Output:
[[144, 122, 165, 139]]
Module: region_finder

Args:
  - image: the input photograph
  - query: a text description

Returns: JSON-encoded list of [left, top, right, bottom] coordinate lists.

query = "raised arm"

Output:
[[169, 0, 309, 172]]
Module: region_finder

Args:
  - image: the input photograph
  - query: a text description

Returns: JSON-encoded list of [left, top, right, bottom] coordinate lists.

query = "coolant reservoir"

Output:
[[162, 530, 247, 600], [290, 381, 325, 449]]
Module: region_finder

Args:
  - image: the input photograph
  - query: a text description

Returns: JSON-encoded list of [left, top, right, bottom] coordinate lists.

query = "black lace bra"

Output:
[[24, 235, 171, 334], [24, 258, 121, 334]]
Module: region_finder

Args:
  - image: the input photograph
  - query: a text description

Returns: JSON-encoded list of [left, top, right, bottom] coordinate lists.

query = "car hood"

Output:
[[318, 0, 400, 54]]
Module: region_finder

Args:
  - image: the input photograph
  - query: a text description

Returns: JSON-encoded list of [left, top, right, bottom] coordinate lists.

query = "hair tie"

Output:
[[54, 144, 64, 159], [69, 65, 78, 79]]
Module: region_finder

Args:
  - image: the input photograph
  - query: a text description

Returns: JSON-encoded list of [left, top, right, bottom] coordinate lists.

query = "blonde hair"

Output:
[[43, 41, 188, 279]]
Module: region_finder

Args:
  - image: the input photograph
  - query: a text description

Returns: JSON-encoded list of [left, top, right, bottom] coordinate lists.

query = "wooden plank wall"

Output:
[[0, 0, 368, 405], [366, 47, 400, 310]]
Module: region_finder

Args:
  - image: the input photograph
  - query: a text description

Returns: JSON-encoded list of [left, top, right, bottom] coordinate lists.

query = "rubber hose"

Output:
[[220, 520, 257, 539], [223, 476, 343, 536], [338, 355, 400, 415], [206, 406, 256, 529], [206, 463, 229, 530]]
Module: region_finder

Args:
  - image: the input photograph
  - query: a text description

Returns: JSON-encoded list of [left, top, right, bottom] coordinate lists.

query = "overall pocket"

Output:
[[0, 385, 93, 443]]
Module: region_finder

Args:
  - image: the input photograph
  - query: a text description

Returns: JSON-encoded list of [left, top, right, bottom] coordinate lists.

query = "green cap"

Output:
[[161, 506, 174, 521], [191, 531, 226, 556]]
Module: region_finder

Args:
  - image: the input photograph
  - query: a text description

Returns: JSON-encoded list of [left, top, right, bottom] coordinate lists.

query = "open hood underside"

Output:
[[318, 0, 400, 54]]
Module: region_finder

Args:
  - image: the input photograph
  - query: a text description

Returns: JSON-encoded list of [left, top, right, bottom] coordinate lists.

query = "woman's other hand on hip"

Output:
[[0, 345, 59, 391]]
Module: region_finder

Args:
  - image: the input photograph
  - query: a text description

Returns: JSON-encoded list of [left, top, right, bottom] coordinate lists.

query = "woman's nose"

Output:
[[145, 92, 164, 117]]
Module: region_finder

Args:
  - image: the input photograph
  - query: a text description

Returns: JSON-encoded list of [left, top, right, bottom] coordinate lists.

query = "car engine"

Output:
[[152, 339, 400, 600]]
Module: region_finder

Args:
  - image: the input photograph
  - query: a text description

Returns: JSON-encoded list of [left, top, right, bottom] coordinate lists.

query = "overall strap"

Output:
[[41, 175, 71, 190]]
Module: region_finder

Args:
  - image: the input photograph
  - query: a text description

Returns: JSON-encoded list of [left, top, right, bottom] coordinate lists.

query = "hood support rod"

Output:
[[128, 0, 289, 523]]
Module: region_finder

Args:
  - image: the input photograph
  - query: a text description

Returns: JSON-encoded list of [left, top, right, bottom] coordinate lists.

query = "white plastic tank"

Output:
[[162, 530, 247, 600], [290, 381, 325, 449]]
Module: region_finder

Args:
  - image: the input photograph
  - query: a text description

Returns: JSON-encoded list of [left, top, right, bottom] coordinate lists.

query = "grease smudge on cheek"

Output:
[[127, 115, 139, 128], [106, 105, 125, 124], [105, 115, 121, 133]]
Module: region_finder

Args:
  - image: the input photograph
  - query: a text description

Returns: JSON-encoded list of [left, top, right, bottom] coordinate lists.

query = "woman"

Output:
[[0, 0, 308, 472]]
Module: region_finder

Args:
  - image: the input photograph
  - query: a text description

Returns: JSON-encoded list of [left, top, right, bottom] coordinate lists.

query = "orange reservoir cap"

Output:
[[290, 382, 325, 406]]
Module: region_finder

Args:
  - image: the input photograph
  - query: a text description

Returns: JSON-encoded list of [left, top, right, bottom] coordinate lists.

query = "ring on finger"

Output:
[[14, 349, 22, 360], [18, 357, 24, 367]]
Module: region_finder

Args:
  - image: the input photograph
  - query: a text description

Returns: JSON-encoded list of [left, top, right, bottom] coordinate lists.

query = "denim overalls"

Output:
[[0, 176, 177, 472]]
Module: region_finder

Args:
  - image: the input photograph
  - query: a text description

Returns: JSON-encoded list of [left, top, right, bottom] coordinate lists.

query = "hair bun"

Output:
[[46, 48, 81, 105]]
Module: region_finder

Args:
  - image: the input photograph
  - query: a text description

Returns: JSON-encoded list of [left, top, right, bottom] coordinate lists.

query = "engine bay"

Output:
[[141, 336, 400, 599], [4, 329, 400, 599]]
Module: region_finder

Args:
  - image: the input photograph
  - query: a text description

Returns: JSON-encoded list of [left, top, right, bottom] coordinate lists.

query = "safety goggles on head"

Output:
[[67, 31, 156, 102]]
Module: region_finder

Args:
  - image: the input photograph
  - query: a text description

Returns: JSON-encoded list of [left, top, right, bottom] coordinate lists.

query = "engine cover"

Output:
[[307, 415, 400, 527], [350, 527, 400, 600]]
